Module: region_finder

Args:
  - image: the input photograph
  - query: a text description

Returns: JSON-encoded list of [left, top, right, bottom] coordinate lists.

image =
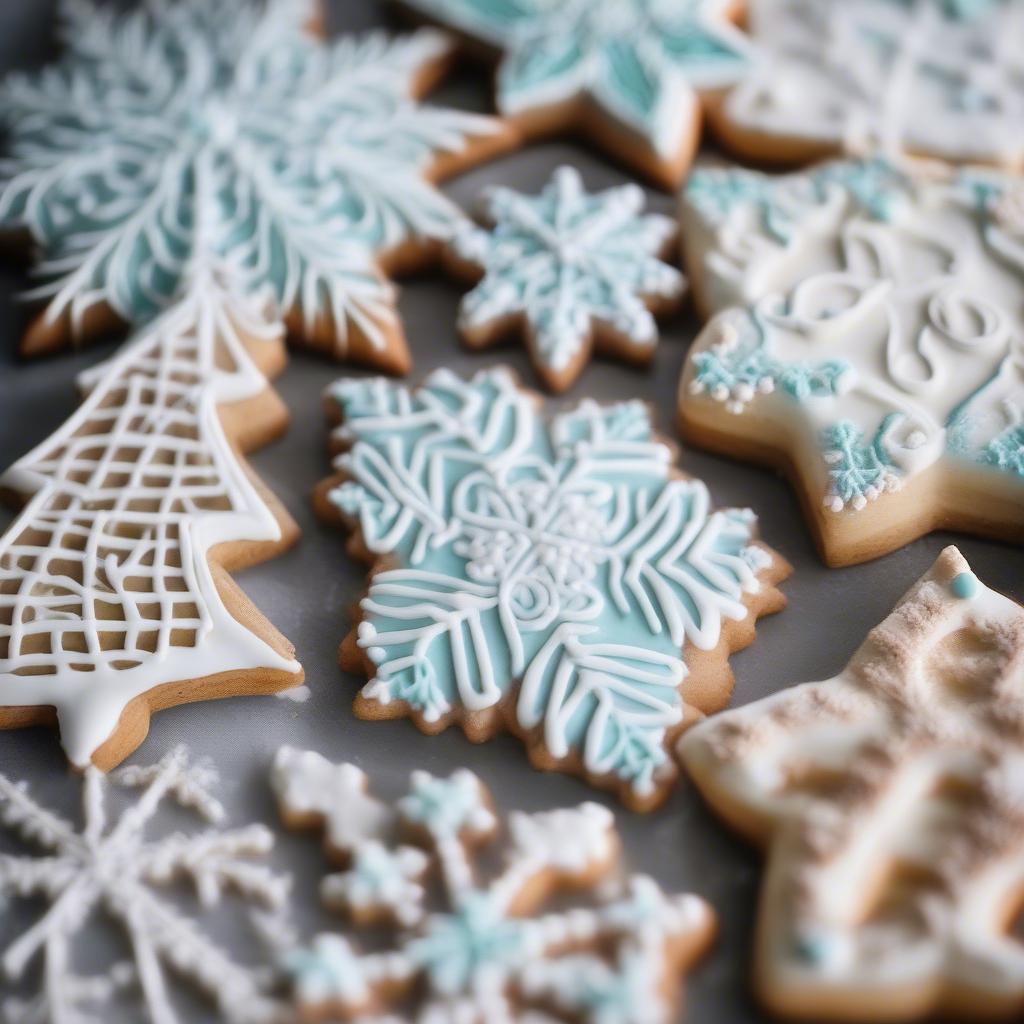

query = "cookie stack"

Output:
[[0, 1, 1020, 1022]]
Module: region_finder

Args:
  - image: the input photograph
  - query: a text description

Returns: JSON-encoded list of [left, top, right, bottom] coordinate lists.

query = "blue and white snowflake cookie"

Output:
[[679, 158, 1024, 566], [272, 746, 717, 1021], [446, 166, 686, 392], [394, 0, 753, 189], [317, 367, 789, 811]]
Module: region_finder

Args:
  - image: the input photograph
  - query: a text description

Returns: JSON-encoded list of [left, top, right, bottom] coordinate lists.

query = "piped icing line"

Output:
[[0, 0, 510, 363], [721, 0, 1024, 170], [320, 367, 787, 809], [678, 547, 1024, 1019], [679, 158, 1024, 547], [448, 165, 686, 390], [394, 0, 753, 187], [272, 747, 716, 1022]]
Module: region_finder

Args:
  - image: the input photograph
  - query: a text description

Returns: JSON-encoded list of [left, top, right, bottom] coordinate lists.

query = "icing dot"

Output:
[[950, 571, 979, 600]]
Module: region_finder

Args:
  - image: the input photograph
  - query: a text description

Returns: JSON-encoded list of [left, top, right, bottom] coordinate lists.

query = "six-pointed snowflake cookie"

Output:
[[678, 158, 1024, 566], [711, 0, 1024, 171], [0, 746, 289, 1024], [271, 746, 716, 1022], [393, 0, 753, 189], [316, 367, 789, 811], [0, 0, 512, 368], [446, 166, 686, 392], [679, 547, 1024, 1022]]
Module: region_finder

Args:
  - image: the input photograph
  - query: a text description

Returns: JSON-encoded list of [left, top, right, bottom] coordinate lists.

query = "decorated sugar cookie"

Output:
[[713, 0, 1024, 170], [446, 166, 686, 392], [0, 746, 288, 1024], [679, 158, 1024, 566], [0, 0, 511, 366], [272, 746, 716, 1021], [680, 547, 1024, 1022], [393, 0, 752, 189], [315, 368, 789, 811]]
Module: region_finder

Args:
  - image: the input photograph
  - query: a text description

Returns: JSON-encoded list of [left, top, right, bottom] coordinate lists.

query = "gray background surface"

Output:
[[0, 2, 1021, 1021]]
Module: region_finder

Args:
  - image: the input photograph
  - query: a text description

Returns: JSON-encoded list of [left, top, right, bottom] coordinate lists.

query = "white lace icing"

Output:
[[273, 749, 713, 1022], [679, 546, 1024, 1014], [0, 746, 289, 1024], [724, 0, 1024, 168]]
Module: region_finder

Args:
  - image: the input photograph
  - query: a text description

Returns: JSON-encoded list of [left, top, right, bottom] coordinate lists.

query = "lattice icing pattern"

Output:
[[679, 547, 1024, 1020], [0, 274, 301, 766], [271, 746, 716, 1022], [322, 368, 786, 809]]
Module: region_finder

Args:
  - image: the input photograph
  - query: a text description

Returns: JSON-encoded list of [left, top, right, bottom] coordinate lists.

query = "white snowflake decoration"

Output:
[[451, 166, 686, 390], [272, 747, 715, 1023], [0, 0, 501, 361], [325, 368, 781, 808], [0, 746, 290, 1024]]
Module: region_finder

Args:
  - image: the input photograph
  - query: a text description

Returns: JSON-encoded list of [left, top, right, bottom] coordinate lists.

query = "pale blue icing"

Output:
[[0, 2, 484, 327], [820, 420, 901, 509], [402, 0, 750, 157], [331, 369, 768, 796], [397, 772, 487, 838], [887, 0, 1005, 20]]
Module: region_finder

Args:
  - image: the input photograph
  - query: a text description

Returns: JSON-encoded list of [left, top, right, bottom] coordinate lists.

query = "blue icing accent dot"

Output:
[[950, 572, 979, 599]]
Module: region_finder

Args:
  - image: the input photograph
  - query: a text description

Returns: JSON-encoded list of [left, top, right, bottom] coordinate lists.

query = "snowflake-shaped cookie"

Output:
[[272, 746, 716, 1022], [0, 746, 289, 1024], [318, 368, 788, 810], [680, 547, 1024, 1021], [0, 0, 508, 368], [679, 158, 1024, 566], [447, 166, 686, 391], [716, 0, 1024, 170], [395, 0, 752, 189]]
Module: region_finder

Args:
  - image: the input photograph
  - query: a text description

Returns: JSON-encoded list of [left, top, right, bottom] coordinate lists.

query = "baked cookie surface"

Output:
[[317, 367, 788, 810], [680, 547, 1024, 1022], [679, 159, 1024, 565]]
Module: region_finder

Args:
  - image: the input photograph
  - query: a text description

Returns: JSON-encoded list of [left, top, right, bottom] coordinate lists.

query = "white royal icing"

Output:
[[450, 165, 685, 387], [680, 547, 1024, 1015], [274, 749, 714, 1022], [681, 159, 1024, 518], [0, 746, 289, 1024], [724, 0, 1024, 169], [326, 368, 778, 803]]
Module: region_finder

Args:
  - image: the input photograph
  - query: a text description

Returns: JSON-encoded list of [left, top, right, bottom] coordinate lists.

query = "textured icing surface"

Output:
[[274, 748, 714, 1022], [725, 0, 1024, 168], [680, 547, 1024, 1015], [327, 368, 778, 802], [451, 165, 685, 387], [682, 159, 1024, 517]]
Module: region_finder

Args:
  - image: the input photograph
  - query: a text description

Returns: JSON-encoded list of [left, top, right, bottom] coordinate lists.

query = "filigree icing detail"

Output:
[[679, 547, 1024, 1019], [273, 748, 715, 1022], [680, 159, 1024, 538], [722, 0, 1024, 169], [326, 368, 782, 805], [0, 746, 289, 1024], [450, 166, 685, 389], [0, 0, 501, 358], [397, 0, 751, 183]]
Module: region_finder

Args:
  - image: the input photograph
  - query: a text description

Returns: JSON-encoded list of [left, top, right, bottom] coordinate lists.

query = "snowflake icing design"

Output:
[[0, 0, 502, 364], [450, 166, 685, 390], [0, 746, 289, 1024], [398, 0, 751, 185], [679, 547, 1024, 1019], [272, 747, 715, 1023], [325, 368, 781, 807]]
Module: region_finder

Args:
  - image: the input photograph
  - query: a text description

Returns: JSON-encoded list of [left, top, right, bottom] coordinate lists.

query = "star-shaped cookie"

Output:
[[680, 547, 1024, 1022]]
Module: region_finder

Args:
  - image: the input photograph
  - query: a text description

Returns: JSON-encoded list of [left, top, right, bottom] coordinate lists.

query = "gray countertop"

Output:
[[0, 2, 1021, 1022]]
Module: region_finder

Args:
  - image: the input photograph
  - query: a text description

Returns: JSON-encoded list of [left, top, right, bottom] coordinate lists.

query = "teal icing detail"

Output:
[[286, 935, 366, 1003], [945, 372, 1024, 479], [405, 0, 750, 157], [821, 419, 899, 511], [333, 369, 769, 797], [0, 3, 487, 329], [408, 892, 526, 996], [887, 0, 1003, 20], [979, 425, 1024, 476], [398, 771, 486, 838], [793, 932, 831, 966], [950, 571, 980, 599]]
